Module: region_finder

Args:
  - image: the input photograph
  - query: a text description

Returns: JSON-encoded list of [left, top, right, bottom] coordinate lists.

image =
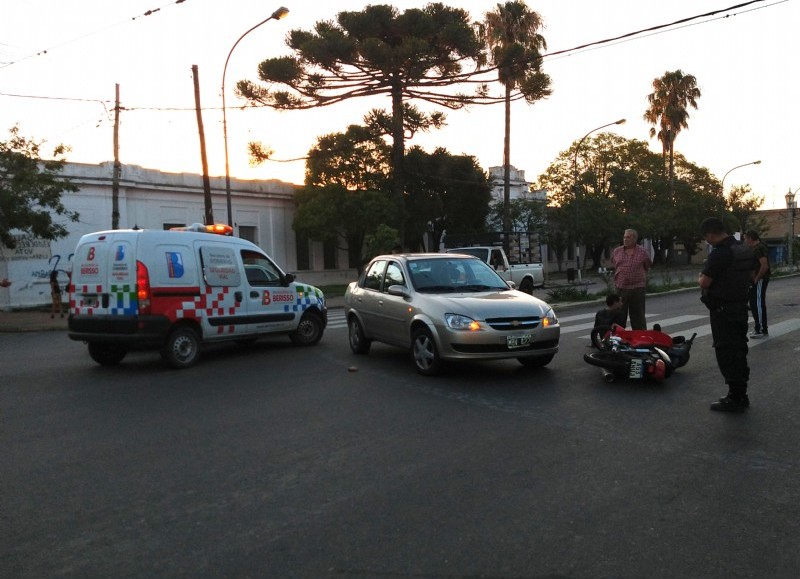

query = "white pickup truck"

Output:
[[446, 246, 544, 293]]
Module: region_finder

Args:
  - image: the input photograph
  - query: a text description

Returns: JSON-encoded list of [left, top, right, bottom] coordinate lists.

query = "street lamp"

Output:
[[222, 6, 289, 228], [572, 118, 626, 282], [786, 187, 798, 267], [720, 159, 761, 193]]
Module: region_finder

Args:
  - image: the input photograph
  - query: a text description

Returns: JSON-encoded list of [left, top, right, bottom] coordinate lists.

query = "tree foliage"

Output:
[[481, 1, 551, 239], [293, 124, 395, 268], [487, 196, 546, 235], [294, 121, 491, 264], [237, 3, 524, 245], [304, 123, 390, 191], [404, 145, 492, 251], [537, 133, 742, 268], [365, 223, 401, 259], [726, 184, 766, 234], [643, 69, 701, 194], [0, 126, 79, 249]]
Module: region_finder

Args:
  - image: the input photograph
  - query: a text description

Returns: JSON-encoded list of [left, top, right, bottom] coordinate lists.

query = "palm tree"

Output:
[[643, 70, 701, 195], [483, 1, 551, 246]]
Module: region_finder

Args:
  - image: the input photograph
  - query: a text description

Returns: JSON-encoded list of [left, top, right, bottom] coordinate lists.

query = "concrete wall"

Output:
[[0, 162, 355, 310]]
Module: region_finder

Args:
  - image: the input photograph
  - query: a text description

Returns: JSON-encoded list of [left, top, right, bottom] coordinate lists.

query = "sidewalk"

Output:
[[0, 309, 69, 333]]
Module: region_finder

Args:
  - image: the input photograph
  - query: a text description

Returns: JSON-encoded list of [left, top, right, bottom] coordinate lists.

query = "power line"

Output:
[[0, 91, 238, 113], [0, 0, 189, 69], [543, 0, 777, 59], [0, 0, 785, 111], [0, 91, 110, 106]]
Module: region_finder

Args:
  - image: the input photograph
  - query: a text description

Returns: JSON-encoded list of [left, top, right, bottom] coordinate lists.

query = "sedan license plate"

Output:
[[507, 334, 532, 349]]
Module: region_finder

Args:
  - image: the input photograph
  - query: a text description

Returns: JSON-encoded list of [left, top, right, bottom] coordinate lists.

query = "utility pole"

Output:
[[111, 84, 121, 229], [192, 65, 214, 225]]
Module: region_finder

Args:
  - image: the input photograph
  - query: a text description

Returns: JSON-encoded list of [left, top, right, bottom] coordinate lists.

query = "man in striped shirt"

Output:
[[611, 229, 652, 330]]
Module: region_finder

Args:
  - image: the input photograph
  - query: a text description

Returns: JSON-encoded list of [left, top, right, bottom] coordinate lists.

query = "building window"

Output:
[[323, 240, 336, 269], [238, 225, 257, 244], [295, 231, 310, 271]]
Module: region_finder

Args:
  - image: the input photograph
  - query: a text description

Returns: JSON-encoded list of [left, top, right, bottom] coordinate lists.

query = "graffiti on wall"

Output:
[[0, 234, 53, 262], [0, 233, 74, 307]]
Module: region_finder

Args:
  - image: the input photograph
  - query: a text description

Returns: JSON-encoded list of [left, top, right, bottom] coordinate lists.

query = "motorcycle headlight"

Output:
[[445, 313, 481, 331]]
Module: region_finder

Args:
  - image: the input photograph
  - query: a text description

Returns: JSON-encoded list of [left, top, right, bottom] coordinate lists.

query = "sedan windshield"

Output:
[[408, 258, 509, 293]]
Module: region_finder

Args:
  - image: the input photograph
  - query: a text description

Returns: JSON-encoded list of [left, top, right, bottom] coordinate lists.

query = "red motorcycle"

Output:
[[584, 324, 697, 383]]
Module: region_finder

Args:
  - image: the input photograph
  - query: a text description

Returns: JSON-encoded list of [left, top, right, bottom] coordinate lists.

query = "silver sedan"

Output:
[[344, 253, 560, 375]]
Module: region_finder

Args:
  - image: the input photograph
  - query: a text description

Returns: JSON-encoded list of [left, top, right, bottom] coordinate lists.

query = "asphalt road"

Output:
[[2, 277, 799, 578]]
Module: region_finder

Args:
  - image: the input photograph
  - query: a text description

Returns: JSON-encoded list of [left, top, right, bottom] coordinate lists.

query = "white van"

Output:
[[68, 224, 326, 368]]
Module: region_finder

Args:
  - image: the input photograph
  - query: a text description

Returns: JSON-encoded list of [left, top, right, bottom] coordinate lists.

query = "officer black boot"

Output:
[[716, 394, 750, 408], [711, 383, 749, 412]]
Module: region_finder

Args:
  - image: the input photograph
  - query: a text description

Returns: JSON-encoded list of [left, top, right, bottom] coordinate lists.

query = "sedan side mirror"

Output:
[[387, 284, 411, 299]]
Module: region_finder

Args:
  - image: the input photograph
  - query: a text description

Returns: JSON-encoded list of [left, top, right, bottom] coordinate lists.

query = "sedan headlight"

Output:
[[445, 313, 481, 331], [541, 307, 558, 328]]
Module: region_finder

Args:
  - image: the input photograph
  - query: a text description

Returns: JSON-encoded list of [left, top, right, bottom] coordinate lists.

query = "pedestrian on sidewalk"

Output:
[[744, 230, 770, 338], [698, 217, 753, 412], [49, 270, 64, 319], [611, 228, 652, 330]]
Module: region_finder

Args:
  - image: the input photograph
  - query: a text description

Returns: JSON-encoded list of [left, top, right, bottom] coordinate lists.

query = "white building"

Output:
[[488, 165, 546, 202], [0, 162, 356, 310]]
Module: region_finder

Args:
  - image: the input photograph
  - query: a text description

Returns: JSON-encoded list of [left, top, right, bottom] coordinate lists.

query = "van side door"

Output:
[[195, 243, 249, 338], [240, 249, 297, 334]]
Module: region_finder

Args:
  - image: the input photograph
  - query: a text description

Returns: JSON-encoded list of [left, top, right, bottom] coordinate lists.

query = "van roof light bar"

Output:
[[170, 223, 234, 236]]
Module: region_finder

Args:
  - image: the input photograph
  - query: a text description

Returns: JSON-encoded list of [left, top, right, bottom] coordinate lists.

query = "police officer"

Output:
[[698, 217, 754, 412]]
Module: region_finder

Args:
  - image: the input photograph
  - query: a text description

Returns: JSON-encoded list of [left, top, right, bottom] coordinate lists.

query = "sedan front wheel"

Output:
[[411, 327, 443, 376]]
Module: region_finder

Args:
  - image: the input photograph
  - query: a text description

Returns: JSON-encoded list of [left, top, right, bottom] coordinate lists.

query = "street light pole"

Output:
[[572, 118, 626, 282], [222, 6, 289, 228], [786, 187, 798, 267], [720, 159, 761, 193]]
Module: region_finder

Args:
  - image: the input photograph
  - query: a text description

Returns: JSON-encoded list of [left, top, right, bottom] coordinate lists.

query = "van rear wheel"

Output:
[[161, 326, 201, 369], [88, 342, 128, 366]]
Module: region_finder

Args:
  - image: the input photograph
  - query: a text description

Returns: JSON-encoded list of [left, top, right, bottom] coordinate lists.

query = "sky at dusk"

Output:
[[2, 0, 797, 210]]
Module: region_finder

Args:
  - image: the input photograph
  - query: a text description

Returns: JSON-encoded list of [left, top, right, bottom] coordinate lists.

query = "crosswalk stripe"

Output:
[[556, 313, 597, 323], [648, 314, 706, 328], [325, 309, 800, 345], [327, 310, 347, 329], [748, 318, 800, 347], [559, 314, 705, 335]]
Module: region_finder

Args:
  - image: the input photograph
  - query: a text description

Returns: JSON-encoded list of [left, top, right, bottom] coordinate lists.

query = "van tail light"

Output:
[[136, 260, 151, 314]]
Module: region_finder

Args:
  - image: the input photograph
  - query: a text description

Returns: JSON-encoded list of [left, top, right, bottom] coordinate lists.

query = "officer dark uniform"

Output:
[[698, 217, 754, 412]]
